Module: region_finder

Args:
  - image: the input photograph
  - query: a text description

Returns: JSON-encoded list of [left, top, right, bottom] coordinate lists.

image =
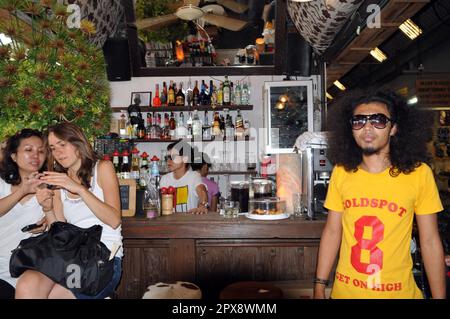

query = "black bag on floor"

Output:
[[10, 221, 114, 296]]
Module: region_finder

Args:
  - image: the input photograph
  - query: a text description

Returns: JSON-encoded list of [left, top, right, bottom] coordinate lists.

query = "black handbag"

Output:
[[9, 221, 114, 296]]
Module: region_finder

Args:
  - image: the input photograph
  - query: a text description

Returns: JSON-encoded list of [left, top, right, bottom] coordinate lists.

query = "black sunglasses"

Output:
[[350, 113, 393, 130]]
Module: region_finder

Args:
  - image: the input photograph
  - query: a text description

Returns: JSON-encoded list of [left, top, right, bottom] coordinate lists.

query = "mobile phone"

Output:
[[21, 223, 42, 232]]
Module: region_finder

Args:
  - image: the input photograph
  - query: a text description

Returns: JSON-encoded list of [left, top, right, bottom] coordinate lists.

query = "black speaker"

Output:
[[102, 38, 131, 81], [285, 32, 312, 77]]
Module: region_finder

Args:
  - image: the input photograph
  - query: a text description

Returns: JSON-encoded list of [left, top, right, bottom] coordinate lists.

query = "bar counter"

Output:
[[117, 213, 327, 299]]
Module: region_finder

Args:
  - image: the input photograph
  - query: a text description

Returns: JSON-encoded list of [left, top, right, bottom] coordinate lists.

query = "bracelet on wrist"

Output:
[[313, 277, 330, 286]]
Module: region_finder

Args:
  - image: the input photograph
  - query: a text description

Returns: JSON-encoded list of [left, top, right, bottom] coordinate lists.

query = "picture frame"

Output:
[[119, 179, 136, 217], [130, 91, 151, 107], [263, 80, 314, 154]]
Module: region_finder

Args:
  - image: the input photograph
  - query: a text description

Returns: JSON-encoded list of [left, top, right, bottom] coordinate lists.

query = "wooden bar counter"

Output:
[[116, 213, 327, 299]]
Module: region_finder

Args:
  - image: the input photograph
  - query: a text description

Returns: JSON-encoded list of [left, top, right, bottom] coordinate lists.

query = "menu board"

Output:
[[119, 179, 136, 217]]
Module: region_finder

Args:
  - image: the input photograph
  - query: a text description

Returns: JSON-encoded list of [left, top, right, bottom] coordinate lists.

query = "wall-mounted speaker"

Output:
[[284, 32, 312, 77], [102, 37, 131, 82]]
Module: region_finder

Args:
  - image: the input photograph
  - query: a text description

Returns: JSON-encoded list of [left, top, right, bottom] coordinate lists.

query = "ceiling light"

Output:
[[333, 80, 346, 91], [370, 47, 387, 62], [276, 101, 285, 110], [399, 19, 422, 40], [0, 33, 12, 45], [279, 94, 288, 103], [326, 92, 333, 100], [407, 96, 418, 105]]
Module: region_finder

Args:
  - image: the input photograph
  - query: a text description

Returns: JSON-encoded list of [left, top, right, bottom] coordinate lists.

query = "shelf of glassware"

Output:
[[111, 105, 253, 113]]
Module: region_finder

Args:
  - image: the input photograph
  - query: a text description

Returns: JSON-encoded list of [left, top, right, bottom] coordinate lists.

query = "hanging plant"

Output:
[[0, 0, 111, 141]]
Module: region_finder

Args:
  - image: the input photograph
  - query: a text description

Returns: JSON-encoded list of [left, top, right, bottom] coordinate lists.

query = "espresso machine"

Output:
[[301, 144, 333, 219]]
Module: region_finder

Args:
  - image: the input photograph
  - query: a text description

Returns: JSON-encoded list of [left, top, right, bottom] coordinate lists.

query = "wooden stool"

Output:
[[219, 281, 283, 299]]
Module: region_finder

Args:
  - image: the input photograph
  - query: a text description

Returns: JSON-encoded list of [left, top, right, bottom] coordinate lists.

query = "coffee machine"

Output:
[[301, 144, 333, 219]]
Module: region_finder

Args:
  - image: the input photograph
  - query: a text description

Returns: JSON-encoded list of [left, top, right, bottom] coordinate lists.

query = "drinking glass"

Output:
[[292, 193, 305, 218]]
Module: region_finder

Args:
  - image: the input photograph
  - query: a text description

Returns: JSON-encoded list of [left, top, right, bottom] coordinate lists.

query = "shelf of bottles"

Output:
[[112, 105, 253, 113]]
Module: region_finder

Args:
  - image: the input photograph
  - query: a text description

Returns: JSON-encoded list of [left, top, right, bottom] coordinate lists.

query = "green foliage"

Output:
[[135, 0, 189, 44], [0, 0, 111, 141]]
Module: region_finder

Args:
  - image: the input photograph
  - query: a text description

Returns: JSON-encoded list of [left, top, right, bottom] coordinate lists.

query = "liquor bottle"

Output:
[[186, 112, 193, 139], [168, 80, 175, 106], [230, 82, 235, 106], [121, 150, 131, 179], [241, 81, 249, 105], [150, 113, 158, 139], [176, 112, 187, 139], [119, 111, 127, 138], [112, 149, 121, 178], [162, 113, 170, 140], [209, 79, 214, 101], [186, 78, 193, 107], [223, 76, 230, 105], [137, 118, 146, 139], [199, 80, 208, 106], [130, 147, 140, 180], [217, 83, 223, 106], [139, 151, 149, 190], [235, 109, 244, 138], [145, 113, 152, 140], [192, 110, 202, 140], [169, 112, 176, 139], [212, 111, 221, 137], [161, 81, 168, 107], [234, 81, 241, 106], [192, 80, 200, 107], [175, 82, 185, 106], [210, 84, 217, 109], [153, 84, 161, 107], [202, 110, 211, 140]]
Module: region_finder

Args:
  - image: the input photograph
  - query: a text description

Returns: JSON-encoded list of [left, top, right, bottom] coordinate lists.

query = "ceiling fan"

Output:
[[136, 0, 249, 32]]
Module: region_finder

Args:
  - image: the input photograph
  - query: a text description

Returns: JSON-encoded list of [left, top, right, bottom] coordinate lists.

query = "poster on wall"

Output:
[[416, 79, 450, 109]]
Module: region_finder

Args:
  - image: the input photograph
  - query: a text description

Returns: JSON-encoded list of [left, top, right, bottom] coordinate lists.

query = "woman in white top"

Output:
[[0, 129, 47, 299], [15, 122, 123, 299]]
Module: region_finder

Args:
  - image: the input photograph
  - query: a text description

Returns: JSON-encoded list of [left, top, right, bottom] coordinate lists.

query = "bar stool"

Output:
[[219, 281, 283, 299]]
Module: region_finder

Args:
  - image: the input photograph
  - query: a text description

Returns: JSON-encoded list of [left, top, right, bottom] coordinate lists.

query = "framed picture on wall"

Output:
[[263, 80, 314, 153], [130, 91, 151, 107]]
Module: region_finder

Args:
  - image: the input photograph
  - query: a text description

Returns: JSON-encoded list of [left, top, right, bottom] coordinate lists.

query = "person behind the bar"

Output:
[[160, 141, 208, 214], [314, 90, 446, 299], [15, 122, 123, 299], [191, 152, 219, 212], [0, 129, 47, 299]]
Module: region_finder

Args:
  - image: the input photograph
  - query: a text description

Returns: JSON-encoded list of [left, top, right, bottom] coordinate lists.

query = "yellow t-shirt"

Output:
[[324, 163, 442, 299]]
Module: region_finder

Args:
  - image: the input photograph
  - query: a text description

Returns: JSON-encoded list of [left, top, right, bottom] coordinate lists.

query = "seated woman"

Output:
[[0, 129, 47, 299], [191, 153, 219, 213], [15, 122, 123, 299], [160, 141, 208, 214]]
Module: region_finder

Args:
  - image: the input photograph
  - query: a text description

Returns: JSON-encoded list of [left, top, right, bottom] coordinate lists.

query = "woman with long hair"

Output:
[[0, 129, 47, 299], [15, 122, 123, 299]]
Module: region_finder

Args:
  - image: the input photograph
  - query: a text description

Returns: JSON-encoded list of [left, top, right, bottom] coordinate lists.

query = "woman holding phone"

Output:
[[0, 129, 47, 299], [15, 122, 123, 299]]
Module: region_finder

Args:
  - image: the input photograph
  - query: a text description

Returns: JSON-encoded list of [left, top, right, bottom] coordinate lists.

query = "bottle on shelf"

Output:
[[235, 109, 245, 138], [223, 76, 231, 105], [217, 82, 223, 106], [241, 81, 249, 105], [212, 111, 222, 137], [176, 111, 187, 139], [161, 81, 168, 107], [210, 84, 217, 109], [202, 110, 211, 140], [234, 81, 241, 105], [175, 82, 185, 106], [139, 151, 149, 190], [130, 147, 140, 180], [193, 80, 200, 107], [112, 149, 121, 178], [230, 82, 235, 106], [121, 150, 131, 179], [145, 113, 152, 140], [192, 110, 202, 140], [186, 79, 193, 107], [199, 80, 208, 106], [169, 112, 176, 139], [186, 112, 193, 139], [168, 80, 175, 106], [153, 84, 161, 107], [119, 111, 127, 138]]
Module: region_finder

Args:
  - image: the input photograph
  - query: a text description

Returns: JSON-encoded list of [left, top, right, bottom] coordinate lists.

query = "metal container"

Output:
[[252, 178, 273, 198]]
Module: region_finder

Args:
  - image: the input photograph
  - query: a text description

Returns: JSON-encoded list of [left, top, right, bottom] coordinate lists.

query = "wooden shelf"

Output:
[[111, 105, 253, 113], [132, 137, 255, 143]]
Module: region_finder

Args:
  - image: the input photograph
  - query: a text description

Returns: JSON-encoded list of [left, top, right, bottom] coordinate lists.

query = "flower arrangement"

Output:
[[0, 0, 111, 141]]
